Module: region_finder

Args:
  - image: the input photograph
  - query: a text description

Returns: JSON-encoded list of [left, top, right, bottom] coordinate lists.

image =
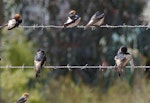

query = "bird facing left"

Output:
[[1, 13, 22, 30], [64, 10, 81, 28]]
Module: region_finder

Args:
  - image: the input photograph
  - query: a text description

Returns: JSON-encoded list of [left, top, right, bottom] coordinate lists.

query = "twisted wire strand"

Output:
[[0, 65, 149, 69], [0, 24, 149, 29]]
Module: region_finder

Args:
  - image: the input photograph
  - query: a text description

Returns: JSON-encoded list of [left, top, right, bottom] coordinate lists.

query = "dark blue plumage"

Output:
[[34, 49, 46, 78]]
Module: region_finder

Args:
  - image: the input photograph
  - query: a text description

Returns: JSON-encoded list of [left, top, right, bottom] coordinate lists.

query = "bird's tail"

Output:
[[35, 67, 42, 79], [117, 66, 124, 78]]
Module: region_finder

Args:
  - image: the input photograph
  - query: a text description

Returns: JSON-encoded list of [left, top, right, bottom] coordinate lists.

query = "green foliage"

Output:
[[1, 29, 34, 65]]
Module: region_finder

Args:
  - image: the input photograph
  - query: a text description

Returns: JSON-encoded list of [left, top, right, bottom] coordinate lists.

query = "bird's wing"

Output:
[[41, 55, 46, 67], [64, 17, 74, 24], [15, 19, 22, 27], [91, 12, 104, 25], [64, 15, 80, 27], [16, 97, 26, 103], [7, 19, 17, 30], [86, 14, 97, 26], [95, 13, 105, 20]]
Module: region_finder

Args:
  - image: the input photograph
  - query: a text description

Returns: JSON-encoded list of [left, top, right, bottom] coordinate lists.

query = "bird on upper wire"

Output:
[[34, 49, 46, 78], [1, 13, 22, 30], [15, 93, 29, 103], [64, 10, 81, 28], [114, 46, 134, 77], [84, 11, 105, 30]]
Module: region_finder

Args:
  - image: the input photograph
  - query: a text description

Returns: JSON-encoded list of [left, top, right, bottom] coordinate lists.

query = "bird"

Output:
[[1, 13, 22, 30], [34, 49, 46, 78], [114, 46, 134, 77], [84, 11, 105, 29], [64, 10, 81, 28], [15, 93, 29, 103]]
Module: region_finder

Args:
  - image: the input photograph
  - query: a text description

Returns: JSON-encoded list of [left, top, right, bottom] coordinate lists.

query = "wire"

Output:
[[1, 24, 150, 29], [0, 65, 149, 70]]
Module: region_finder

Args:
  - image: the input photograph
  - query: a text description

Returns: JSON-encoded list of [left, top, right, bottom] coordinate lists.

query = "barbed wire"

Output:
[[20, 24, 150, 29], [0, 65, 149, 71], [1, 24, 150, 29]]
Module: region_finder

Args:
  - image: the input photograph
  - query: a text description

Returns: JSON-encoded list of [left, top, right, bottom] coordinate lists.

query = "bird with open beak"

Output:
[[34, 49, 46, 78], [84, 11, 105, 29], [64, 10, 81, 28], [1, 14, 22, 30], [15, 93, 29, 103], [114, 46, 134, 77]]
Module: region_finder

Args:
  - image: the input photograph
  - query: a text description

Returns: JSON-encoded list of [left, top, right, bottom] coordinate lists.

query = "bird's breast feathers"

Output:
[[8, 19, 16, 28], [34, 60, 42, 69]]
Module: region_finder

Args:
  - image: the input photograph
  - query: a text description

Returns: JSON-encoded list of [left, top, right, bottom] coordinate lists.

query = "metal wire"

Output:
[[0, 65, 149, 70], [20, 24, 150, 29], [1, 24, 150, 29]]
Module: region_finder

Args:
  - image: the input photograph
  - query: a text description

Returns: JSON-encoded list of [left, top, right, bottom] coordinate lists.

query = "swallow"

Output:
[[114, 46, 134, 77], [64, 10, 81, 28], [1, 14, 22, 30], [34, 49, 46, 78], [84, 11, 105, 29], [15, 93, 29, 103]]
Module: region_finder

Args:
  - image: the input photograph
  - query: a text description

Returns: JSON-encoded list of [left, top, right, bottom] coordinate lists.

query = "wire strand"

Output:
[[1, 24, 150, 29], [0, 65, 149, 69]]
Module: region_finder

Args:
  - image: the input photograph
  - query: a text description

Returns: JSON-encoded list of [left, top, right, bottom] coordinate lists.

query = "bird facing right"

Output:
[[114, 46, 134, 77], [34, 49, 46, 78], [15, 93, 29, 103]]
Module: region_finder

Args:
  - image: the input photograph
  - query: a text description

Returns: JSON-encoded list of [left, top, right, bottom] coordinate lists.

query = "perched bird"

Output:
[[64, 10, 81, 28], [114, 46, 134, 77], [34, 49, 46, 78], [1, 14, 22, 30], [84, 11, 105, 29], [15, 93, 29, 103]]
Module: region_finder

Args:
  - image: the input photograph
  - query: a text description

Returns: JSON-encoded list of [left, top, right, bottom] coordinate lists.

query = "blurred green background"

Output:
[[0, 0, 150, 103]]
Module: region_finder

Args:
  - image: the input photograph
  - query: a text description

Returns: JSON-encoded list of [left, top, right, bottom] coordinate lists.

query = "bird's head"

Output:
[[37, 48, 45, 55], [120, 46, 127, 54], [14, 14, 21, 20], [23, 93, 29, 98], [69, 10, 76, 15]]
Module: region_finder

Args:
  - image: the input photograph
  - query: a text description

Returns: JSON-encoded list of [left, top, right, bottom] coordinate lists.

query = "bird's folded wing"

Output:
[[64, 17, 74, 24], [16, 97, 26, 103]]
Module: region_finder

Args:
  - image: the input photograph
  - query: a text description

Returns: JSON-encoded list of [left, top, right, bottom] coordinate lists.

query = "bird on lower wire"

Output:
[[114, 46, 134, 77], [34, 49, 46, 78], [84, 11, 105, 29], [64, 10, 81, 28], [15, 93, 29, 103], [1, 13, 22, 30]]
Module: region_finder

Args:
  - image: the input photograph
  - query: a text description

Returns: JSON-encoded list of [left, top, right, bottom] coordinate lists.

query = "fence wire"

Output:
[[1, 24, 150, 29], [0, 65, 149, 71]]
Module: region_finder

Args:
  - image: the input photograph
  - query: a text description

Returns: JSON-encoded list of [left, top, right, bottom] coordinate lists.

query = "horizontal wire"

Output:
[[20, 24, 150, 29], [1, 24, 150, 29], [0, 65, 149, 69]]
